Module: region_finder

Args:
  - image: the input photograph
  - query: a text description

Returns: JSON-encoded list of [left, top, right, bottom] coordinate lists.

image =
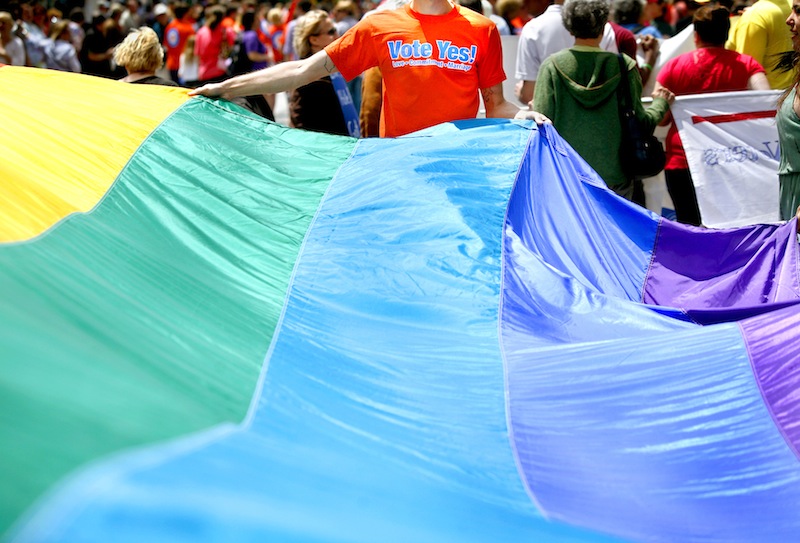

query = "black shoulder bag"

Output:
[[616, 54, 665, 179]]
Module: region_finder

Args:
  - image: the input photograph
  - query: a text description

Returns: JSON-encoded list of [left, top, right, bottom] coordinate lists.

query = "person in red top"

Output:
[[196, 5, 236, 83], [191, 0, 549, 137], [163, 4, 196, 83], [654, 5, 769, 225]]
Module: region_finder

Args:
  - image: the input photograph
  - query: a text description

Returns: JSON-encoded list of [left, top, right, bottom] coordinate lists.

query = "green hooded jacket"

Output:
[[533, 46, 670, 187]]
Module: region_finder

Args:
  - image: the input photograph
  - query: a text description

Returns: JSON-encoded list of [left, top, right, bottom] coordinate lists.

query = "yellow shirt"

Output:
[[727, 0, 794, 89]]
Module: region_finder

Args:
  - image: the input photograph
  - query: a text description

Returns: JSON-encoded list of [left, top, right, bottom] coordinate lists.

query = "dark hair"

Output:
[[563, 0, 609, 39], [612, 0, 642, 26], [6, 1, 22, 21], [240, 9, 256, 29], [206, 5, 225, 29], [693, 5, 730, 46], [459, 0, 484, 13], [173, 3, 189, 19]]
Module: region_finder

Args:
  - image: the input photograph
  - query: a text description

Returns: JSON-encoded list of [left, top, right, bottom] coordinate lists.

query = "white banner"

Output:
[[670, 90, 782, 228], [642, 24, 696, 96]]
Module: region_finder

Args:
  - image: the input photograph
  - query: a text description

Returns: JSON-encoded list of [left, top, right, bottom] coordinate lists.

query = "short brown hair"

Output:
[[693, 5, 731, 46]]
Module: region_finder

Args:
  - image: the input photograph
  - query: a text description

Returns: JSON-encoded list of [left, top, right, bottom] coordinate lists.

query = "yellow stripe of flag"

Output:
[[0, 67, 190, 243]]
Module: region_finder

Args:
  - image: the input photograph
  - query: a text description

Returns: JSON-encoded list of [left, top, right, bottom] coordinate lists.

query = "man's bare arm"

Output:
[[515, 80, 535, 105], [483, 83, 521, 118], [189, 50, 339, 100], [747, 72, 770, 91], [482, 83, 551, 124]]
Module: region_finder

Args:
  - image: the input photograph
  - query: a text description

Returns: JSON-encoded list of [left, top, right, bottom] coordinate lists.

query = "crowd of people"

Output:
[[2, 0, 800, 225]]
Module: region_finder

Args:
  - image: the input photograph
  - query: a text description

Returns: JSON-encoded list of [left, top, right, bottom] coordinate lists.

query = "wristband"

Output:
[[641, 63, 653, 71]]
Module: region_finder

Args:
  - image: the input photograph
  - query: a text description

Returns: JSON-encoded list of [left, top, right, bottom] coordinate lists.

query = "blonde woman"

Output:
[[289, 10, 359, 137], [113, 26, 177, 85], [178, 34, 199, 86]]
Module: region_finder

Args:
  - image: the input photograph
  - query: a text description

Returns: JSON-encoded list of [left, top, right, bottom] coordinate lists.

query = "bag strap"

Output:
[[616, 53, 632, 111]]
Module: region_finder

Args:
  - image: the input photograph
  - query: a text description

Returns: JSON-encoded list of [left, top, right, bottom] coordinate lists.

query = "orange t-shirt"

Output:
[[164, 18, 196, 71], [325, 4, 506, 137]]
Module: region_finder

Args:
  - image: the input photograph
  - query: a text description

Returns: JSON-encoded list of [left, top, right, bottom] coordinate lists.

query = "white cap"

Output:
[[153, 3, 168, 16]]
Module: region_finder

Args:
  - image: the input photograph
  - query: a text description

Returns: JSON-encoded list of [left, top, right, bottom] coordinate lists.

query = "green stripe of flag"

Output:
[[0, 98, 356, 535]]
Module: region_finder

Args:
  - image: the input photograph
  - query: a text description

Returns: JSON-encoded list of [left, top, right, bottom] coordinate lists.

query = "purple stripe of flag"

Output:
[[739, 304, 800, 459], [643, 219, 800, 311]]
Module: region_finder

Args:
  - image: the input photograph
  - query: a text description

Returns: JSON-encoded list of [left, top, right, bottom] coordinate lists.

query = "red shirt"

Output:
[[196, 25, 235, 81], [656, 47, 765, 169], [609, 22, 636, 59], [325, 4, 506, 137]]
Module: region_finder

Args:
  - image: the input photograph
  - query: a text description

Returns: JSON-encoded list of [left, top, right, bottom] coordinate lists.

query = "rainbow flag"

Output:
[[2, 66, 800, 543]]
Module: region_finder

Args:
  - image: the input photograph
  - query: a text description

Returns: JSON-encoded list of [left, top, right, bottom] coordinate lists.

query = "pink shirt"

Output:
[[196, 25, 234, 81]]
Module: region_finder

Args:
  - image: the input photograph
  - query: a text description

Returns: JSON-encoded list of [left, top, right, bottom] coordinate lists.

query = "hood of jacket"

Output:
[[550, 49, 625, 109]]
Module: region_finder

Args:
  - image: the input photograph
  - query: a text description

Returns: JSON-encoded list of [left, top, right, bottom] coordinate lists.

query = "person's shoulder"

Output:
[[758, 0, 790, 14], [735, 50, 768, 71], [658, 51, 684, 76], [663, 49, 687, 66], [720, 47, 748, 60], [737, 0, 779, 22], [531, 4, 561, 21], [358, 5, 400, 28], [134, 75, 179, 86], [544, 47, 573, 66], [592, 50, 632, 73], [362, 0, 410, 19], [519, 12, 544, 36], [609, 21, 635, 41], [519, 14, 536, 33], [537, 51, 562, 74], [455, 4, 494, 27], [550, 47, 573, 59]]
